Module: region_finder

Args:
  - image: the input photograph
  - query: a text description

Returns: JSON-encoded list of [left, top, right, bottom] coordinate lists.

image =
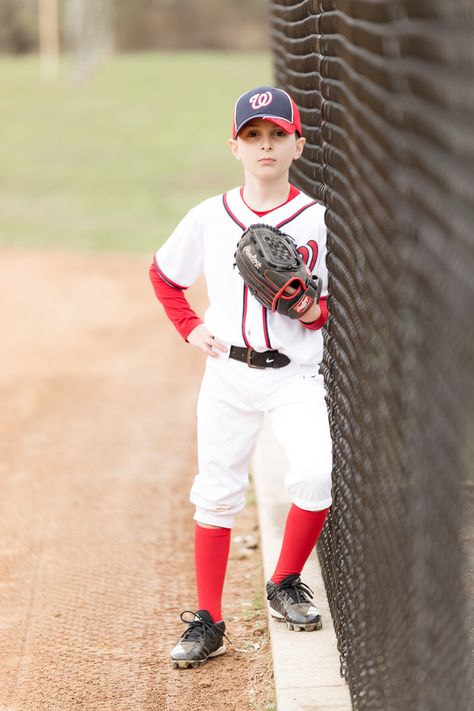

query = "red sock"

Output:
[[271, 504, 329, 584], [194, 524, 231, 623]]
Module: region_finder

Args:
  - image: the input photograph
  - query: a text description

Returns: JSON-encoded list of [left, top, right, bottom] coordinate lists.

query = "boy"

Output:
[[149, 86, 332, 669]]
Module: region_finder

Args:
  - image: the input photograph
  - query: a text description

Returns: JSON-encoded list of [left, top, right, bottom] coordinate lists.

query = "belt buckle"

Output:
[[246, 348, 265, 369]]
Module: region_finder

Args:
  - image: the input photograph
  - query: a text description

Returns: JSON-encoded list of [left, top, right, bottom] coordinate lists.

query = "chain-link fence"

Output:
[[270, 2, 474, 709]]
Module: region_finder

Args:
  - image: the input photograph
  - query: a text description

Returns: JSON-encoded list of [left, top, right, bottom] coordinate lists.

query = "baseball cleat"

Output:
[[266, 574, 322, 631], [170, 609, 228, 669]]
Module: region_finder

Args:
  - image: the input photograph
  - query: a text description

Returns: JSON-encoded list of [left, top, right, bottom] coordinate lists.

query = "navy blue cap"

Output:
[[232, 86, 302, 138]]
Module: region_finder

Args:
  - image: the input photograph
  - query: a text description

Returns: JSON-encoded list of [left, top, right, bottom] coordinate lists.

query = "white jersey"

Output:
[[155, 186, 328, 366]]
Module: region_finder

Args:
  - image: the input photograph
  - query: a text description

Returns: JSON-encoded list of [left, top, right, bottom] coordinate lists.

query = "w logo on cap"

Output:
[[249, 92, 273, 110]]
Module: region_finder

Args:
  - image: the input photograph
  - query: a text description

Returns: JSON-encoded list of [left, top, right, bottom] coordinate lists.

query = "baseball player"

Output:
[[149, 86, 332, 669]]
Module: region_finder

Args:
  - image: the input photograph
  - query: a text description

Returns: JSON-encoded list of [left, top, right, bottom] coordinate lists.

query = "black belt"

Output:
[[229, 346, 290, 369]]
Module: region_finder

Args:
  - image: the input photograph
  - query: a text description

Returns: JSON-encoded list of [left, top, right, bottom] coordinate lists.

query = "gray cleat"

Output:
[[266, 574, 322, 631], [170, 609, 228, 669]]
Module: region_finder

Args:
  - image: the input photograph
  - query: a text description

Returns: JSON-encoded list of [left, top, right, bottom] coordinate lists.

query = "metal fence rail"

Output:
[[270, 2, 474, 709]]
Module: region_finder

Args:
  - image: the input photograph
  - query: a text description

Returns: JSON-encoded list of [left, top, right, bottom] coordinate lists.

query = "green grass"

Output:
[[0, 52, 272, 253], [252, 586, 265, 612]]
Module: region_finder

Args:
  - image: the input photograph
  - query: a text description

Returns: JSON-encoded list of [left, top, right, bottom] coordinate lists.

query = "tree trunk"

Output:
[[38, 0, 60, 79]]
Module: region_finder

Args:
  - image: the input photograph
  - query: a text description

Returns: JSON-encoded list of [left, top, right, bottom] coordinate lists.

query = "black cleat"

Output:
[[170, 609, 228, 669], [266, 574, 322, 631]]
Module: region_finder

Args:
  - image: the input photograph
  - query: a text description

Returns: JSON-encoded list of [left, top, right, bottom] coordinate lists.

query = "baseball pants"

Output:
[[190, 352, 333, 528]]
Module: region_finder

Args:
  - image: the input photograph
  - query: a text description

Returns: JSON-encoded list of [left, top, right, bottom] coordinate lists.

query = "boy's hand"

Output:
[[298, 300, 321, 323], [187, 324, 228, 358], [284, 285, 321, 323]]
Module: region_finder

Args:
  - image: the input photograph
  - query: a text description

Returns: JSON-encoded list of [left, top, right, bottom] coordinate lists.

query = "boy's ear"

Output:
[[293, 136, 306, 160], [228, 138, 240, 160]]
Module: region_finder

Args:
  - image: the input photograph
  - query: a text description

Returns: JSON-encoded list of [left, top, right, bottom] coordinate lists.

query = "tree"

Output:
[[63, 0, 112, 82], [38, 0, 60, 78]]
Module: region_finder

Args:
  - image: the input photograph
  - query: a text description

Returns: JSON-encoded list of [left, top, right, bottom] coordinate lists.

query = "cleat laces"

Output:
[[268, 575, 314, 605], [178, 610, 232, 644]]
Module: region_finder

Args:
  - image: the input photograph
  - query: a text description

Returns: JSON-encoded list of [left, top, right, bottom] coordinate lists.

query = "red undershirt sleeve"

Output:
[[299, 298, 329, 331], [149, 263, 203, 341]]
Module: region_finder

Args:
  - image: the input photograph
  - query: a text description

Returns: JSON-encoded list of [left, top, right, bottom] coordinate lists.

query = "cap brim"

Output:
[[234, 115, 299, 138], [262, 117, 297, 134]]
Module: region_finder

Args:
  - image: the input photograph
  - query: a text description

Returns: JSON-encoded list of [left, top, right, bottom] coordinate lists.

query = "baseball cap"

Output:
[[232, 86, 302, 138]]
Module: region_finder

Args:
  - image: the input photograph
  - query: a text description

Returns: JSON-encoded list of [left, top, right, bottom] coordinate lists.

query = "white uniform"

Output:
[[155, 186, 333, 528]]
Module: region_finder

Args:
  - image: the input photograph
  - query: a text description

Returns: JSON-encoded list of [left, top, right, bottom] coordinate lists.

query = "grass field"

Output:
[[0, 52, 272, 253]]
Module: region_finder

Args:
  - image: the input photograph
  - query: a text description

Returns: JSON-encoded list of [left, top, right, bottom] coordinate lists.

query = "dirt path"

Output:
[[0, 251, 274, 711]]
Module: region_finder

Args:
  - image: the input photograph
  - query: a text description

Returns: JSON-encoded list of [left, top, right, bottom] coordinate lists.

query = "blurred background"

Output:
[[0, 8, 276, 706], [0, 0, 272, 253], [1, 5, 472, 710]]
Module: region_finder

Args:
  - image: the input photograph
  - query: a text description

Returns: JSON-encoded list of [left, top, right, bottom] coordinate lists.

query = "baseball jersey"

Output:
[[154, 186, 328, 365]]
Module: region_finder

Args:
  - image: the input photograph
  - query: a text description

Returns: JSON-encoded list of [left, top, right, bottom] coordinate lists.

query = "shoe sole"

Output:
[[270, 608, 322, 632], [171, 644, 226, 669]]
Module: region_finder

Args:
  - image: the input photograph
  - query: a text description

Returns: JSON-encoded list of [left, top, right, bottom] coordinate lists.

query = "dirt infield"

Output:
[[0, 251, 274, 711]]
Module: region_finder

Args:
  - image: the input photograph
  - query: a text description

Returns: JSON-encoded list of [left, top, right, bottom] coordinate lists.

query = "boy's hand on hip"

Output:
[[187, 324, 228, 358]]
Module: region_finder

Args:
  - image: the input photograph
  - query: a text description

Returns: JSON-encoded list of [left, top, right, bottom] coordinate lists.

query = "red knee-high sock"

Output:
[[194, 524, 231, 623], [271, 504, 329, 584]]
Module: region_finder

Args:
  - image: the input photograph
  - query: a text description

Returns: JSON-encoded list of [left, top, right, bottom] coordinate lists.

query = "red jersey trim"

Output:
[[262, 307, 272, 348], [276, 200, 319, 229], [239, 185, 301, 217], [223, 192, 252, 347], [153, 256, 188, 290], [222, 192, 246, 230], [241, 285, 252, 348]]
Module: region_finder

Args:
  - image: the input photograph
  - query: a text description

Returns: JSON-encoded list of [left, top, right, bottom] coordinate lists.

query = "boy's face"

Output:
[[228, 118, 305, 180]]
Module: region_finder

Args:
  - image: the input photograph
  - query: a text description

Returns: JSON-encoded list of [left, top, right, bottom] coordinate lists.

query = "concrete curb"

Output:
[[253, 416, 352, 711]]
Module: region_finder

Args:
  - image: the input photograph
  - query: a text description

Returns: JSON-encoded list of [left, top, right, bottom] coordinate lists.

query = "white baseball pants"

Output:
[[190, 352, 333, 528]]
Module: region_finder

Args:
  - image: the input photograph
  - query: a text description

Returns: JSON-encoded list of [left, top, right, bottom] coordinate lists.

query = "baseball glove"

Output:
[[234, 223, 322, 319]]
